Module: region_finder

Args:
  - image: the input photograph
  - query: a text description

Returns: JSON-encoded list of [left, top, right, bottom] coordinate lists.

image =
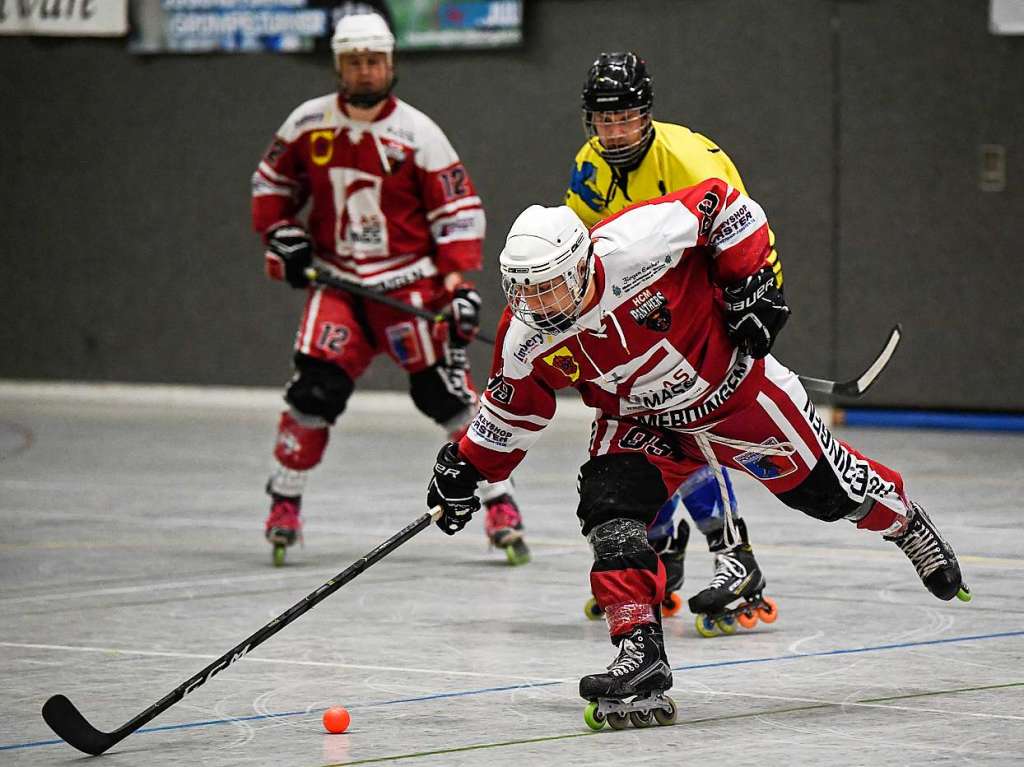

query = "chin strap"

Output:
[[340, 76, 399, 108]]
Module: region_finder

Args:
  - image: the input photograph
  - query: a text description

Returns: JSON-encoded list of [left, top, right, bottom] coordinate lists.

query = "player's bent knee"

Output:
[[409, 365, 473, 426], [285, 354, 354, 424], [576, 454, 668, 536], [776, 456, 862, 522]]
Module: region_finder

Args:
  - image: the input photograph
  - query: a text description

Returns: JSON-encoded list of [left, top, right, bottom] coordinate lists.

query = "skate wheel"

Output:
[[504, 539, 531, 566], [653, 696, 677, 726], [662, 592, 683, 618], [272, 544, 286, 567], [695, 614, 719, 638], [583, 701, 605, 731], [756, 596, 778, 623], [716, 615, 738, 635], [607, 712, 630, 730], [584, 597, 604, 621], [630, 709, 654, 728], [956, 586, 972, 603], [737, 608, 758, 630]]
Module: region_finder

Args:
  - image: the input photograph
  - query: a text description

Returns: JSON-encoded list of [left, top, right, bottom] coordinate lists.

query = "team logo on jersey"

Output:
[[628, 289, 671, 332], [733, 438, 797, 481], [543, 347, 580, 382], [386, 322, 423, 365], [381, 139, 408, 172], [310, 130, 334, 166], [569, 161, 605, 213]]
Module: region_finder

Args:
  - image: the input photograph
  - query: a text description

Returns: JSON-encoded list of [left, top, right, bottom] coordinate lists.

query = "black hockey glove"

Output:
[[427, 442, 483, 535], [722, 266, 790, 359], [447, 285, 482, 348], [264, 223, 313, 289]]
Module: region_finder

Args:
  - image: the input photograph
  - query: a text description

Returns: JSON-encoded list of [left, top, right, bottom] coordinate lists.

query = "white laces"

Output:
[[897, 519, 948, 578], [708, 551, 748, 588], [607, 636, 645, 676]]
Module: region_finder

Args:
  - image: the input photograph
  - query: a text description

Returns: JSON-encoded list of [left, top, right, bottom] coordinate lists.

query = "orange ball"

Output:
[[322, 706, 351, 734]]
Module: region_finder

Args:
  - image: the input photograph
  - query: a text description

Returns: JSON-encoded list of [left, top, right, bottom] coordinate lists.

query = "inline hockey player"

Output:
[[426, 181, 969, 728], [566, 51, 782, 630], [251, 12, 528, 566]]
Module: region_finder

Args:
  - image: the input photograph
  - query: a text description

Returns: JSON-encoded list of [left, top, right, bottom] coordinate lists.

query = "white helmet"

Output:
[[331, 13, 395, 58], [500, 205, 593, 334]]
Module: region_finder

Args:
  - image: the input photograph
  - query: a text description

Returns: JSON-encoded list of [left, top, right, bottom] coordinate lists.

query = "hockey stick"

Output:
[[305, 267, 496, 345], [309, 266, 898, 399], [798, 324, 902, 398], [41, 507, 444, 756]]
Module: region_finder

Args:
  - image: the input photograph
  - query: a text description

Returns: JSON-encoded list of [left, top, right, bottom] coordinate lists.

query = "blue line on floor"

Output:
[[4, 628, 1022, 752]]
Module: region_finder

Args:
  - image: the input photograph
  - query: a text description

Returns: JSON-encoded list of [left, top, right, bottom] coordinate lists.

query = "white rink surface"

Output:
[[1, 385, 1023, 766]]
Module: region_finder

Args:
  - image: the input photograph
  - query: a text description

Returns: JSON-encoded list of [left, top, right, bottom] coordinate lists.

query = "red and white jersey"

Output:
[[252, 93, 485, 290], [460, 178, 773, 481]]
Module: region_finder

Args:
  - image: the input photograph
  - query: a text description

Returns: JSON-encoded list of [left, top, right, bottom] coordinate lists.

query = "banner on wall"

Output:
[[129, 0, 521, 53], [991, 0, 1024, 34], [0, 0, 127, 36]]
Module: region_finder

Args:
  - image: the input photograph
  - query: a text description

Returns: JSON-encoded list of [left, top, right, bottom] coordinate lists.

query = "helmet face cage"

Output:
[[583, 106, 653, 167], [502, 247, 593, 335], [581, 51, 654, 168]]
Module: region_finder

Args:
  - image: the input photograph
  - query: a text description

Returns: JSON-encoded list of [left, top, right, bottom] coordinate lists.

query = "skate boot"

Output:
[[580, 623, 677, 730], [484, 494, 530, 565], [265, 492, 302, 567], [886, 502, 971, 601], [687, 519, 777, 637], [657, 518, 689, 617]]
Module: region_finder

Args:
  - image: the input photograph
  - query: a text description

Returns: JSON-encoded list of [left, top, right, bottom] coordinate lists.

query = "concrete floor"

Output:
[[1, 385, 1022, 766]]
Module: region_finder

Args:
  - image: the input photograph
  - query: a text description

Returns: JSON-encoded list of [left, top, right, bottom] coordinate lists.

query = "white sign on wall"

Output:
[[991, 0, 1024, 34], [0, 0, 127, 36]]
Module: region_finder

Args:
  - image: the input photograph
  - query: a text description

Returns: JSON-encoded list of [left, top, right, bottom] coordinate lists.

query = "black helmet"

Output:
[[582, 51, 653, 113], [581, 52, 654, 168]]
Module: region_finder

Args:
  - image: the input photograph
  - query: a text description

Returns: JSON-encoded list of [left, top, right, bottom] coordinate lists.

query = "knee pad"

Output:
[[776, 456, 862, 522], [588, 518, 650, 560], [409, 364, 475, 427], [576, 454, 668, 537], [284, 354, 354, 424]]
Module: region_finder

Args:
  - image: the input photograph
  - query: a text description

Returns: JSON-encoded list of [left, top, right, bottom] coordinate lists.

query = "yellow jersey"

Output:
[[565, 120, 780, 285]]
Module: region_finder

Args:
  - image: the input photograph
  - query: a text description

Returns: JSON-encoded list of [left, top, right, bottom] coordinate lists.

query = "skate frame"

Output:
[[309, 269, 901, 401], [41, 507, 444, 756]]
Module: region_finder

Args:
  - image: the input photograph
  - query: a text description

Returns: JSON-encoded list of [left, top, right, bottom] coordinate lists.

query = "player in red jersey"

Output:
[[252, 12, 528, 565], [425, 179, 969, 726]]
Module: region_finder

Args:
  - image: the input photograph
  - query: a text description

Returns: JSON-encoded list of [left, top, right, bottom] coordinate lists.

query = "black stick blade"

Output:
[[42, 694, 117, 756]]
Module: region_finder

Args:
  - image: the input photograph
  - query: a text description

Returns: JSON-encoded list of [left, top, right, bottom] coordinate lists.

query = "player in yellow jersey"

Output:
[[566, 52, 784, 635]]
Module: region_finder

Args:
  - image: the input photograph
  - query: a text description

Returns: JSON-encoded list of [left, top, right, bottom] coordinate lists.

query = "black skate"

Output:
[[687, 520, 777, 638], [580, 624, 677, 731], [886, 502, 971, 602], [584, 520, 689, 620]]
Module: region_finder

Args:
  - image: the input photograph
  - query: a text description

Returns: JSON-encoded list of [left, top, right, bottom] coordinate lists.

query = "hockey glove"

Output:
[[264, 223, 313, 289], [722, 266, 790, 359], [427, 442, 483, 535], [444, 285, 482, 348]]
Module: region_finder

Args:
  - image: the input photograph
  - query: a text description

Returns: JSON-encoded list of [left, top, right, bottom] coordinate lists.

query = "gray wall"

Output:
[[1, 0, 1021, 409]]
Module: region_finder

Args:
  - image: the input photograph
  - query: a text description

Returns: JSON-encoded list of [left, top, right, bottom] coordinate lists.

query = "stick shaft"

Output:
[[307, 268, 496, 345], [45, 509, 440, 752]]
